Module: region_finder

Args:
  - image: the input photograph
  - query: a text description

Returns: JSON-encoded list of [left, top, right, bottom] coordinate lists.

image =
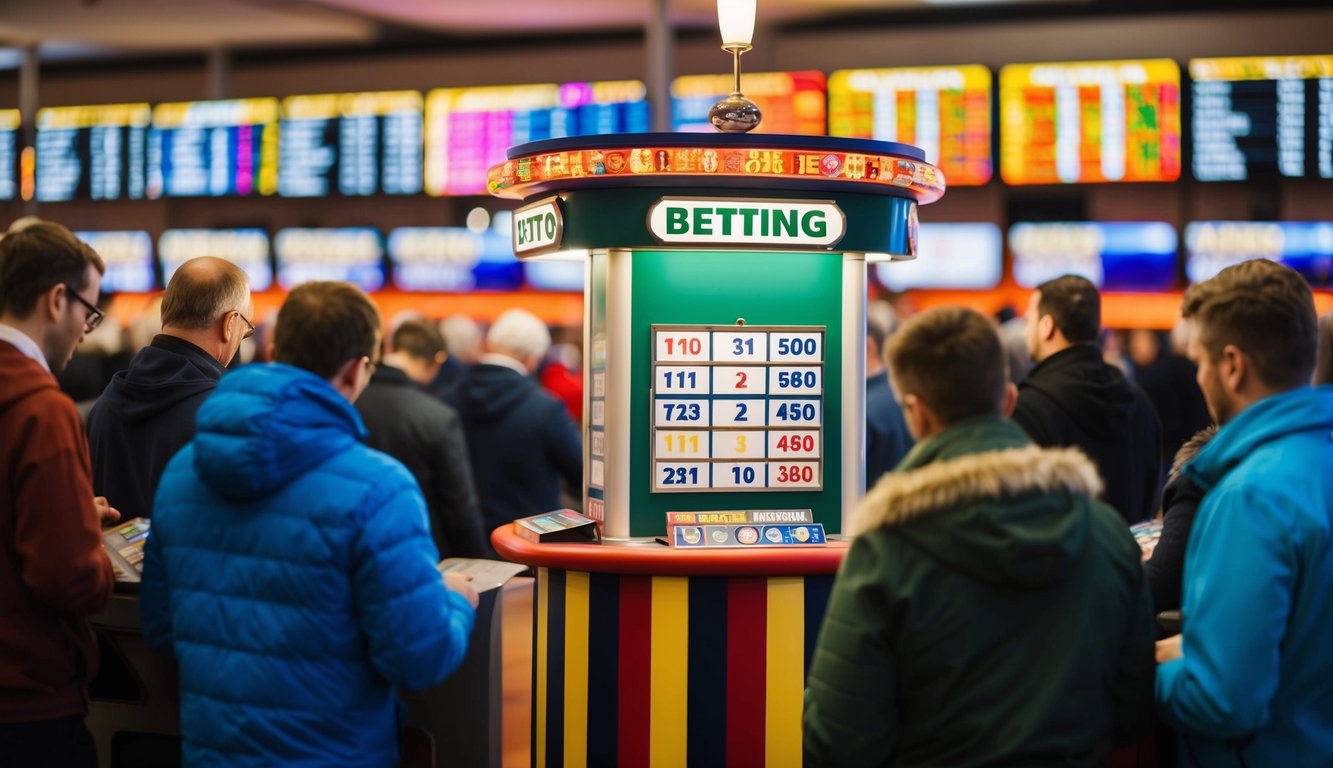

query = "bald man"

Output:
[[88, 257, 253, 519]]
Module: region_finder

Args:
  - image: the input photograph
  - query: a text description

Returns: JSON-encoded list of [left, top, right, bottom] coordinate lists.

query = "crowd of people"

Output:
[[3, 215, 1332, 766]]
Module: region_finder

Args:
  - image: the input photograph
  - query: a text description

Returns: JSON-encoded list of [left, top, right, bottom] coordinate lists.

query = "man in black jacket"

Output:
[[355, 318, 487, 559], [1013, 275, 1163, 524], [87, 257, 252, 519]]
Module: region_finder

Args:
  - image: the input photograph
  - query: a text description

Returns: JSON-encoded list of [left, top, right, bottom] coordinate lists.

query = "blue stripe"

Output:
[[546, 569, 567, 767], [803, 575, 835, 675], [586, 572, 620, 767], [687, 576, 729, 768]]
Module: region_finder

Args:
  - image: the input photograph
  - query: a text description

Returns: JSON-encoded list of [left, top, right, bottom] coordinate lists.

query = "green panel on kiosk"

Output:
[[627, 249, 844, 537]]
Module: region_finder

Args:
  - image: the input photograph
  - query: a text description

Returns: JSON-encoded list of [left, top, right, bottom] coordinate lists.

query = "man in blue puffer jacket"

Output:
[[140, 281, 479, 767], [1155, 259, 1333, 766]]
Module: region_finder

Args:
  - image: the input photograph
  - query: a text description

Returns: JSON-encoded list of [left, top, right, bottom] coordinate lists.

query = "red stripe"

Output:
[[726, 577, 768, 767], [618, 575, 653, 768]]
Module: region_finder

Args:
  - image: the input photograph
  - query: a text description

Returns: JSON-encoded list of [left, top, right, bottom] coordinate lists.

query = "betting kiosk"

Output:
[[488, 132, 945, 766]]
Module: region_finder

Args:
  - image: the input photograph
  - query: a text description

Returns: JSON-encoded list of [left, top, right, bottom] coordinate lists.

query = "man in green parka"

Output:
[[804, 307, 1154, 767]]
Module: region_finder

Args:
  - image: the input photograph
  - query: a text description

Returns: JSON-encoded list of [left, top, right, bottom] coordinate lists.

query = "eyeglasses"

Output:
[[65, 286, 104, 334], [364, 356, 377, 378], [234, 311, 256, 340]]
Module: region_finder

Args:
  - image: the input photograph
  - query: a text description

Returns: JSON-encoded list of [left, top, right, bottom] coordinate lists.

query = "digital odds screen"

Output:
[[75, 231, 155, 293], [147, 99, 279, 198], [828, 66, 992, 185], [274, 228, 385, 291], [279, 91, 423, 197], [159, 229, 273, 291], [1190, 55, 1333, 181], [1010, 221, 1179, 291], [670, 70, 826, 135], [387, 226, 523, 292], [424, 81, 649, 196], [1000, 59, 1182, 185], [0, 109, 17, 201], [35, 103, 150, 202], [874, 223, 1003, 291], [1185, 221, 1333, 287]]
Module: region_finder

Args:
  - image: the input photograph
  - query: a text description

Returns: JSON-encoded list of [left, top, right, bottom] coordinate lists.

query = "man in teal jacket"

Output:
[[804, 307, 1154, 767], [141, 281, 479, 767], [1155, 258, 1333, 765]]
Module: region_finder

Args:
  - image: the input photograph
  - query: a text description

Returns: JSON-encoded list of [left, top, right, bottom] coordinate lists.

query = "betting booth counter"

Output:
[[487, 132, 944, 767]]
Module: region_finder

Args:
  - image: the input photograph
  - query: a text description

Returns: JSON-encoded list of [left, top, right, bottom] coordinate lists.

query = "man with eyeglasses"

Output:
[[87, 256, 253, 521], [0, 219, 118, 768]]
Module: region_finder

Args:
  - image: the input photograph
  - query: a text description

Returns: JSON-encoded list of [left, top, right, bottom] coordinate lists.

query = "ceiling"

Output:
[[0, 0, 1031, 66]]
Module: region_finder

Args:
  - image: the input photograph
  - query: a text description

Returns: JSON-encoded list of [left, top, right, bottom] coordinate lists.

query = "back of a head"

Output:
[[1182, 258, 1316, 391], [0, 220, 105, 318], [274, 281, 381, 379], [487, 308, 551, 363], [441, 314, 482, 362], [391, 318, 445, 362], [887, 306, 1007, 426], [160, 256, 251, 331], [1037, 274, 1101, 345]]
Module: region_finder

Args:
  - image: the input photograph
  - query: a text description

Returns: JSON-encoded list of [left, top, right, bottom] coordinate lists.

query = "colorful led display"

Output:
[[0, 109, 17, 201], [74, 231, 155, 293], [279, 91, 423, 197], [424, 81, 649, 196], [1185, 221, 1333, 287], [874, 223, 1002, 290], [387, 225, 522, 292], [159, 229, 273, 290], [1010, 221, 1179, 291], [670, 70, 826, 135], [1190, 55, 1333, 181], [274, 228, 385, 290], [148, 98, 279, 198], [829, 66, 992, 185], [35, 103, 151, 201], [1000, 59, 1181, 184]]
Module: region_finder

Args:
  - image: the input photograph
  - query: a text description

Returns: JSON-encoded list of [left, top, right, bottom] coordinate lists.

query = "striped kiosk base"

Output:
[[532, 568, 836, 768]]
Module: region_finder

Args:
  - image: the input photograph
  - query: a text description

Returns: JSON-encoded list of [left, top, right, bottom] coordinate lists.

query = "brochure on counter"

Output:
[[512, 510, 599, 544]]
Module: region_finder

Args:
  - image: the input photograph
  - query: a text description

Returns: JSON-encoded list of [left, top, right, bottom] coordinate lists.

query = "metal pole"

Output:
[[645, 0, 672, 133], [206, 46, 231, 101], [19, 45, 38, 214]]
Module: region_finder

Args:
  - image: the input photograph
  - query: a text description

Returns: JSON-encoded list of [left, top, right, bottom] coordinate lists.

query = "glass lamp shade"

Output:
[[717, 0, 756, 47]]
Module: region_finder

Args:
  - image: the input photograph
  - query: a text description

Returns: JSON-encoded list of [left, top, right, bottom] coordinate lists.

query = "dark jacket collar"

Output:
[[150, 334, 226, 379]]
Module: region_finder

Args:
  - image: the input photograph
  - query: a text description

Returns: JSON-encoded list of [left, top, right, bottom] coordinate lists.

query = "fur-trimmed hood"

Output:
[[853, 417, 1109, 588]]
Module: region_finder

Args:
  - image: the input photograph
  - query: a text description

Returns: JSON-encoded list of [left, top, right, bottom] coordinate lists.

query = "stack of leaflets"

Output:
[[512, 509, 599, 544], [103, 517, 151, 584], [662, 509, 826, 549]]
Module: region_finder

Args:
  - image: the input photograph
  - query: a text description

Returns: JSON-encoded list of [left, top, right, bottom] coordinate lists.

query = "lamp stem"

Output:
[[732, 47, 742, 94]]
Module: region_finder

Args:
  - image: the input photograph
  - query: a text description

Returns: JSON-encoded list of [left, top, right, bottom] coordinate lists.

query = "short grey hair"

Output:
[[160, 256, 251, 331], [487, 308, 551, 362]]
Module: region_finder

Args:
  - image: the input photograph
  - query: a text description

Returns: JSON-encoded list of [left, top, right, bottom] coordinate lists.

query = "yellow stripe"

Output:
[[649, 576, 690, 767], [535, 568, 549, 768], [564, 571, 591, 767], [766, 577, 805, 765]]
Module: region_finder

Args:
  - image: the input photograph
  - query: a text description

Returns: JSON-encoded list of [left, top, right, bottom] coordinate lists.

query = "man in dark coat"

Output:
[[865, 316, 913, 488], [356, 318, 488, 559], [1013, 275, 1163, 524], [804, 307, 1154, 767], [87, 257, 252, 520], [445, 309, 582, 551]]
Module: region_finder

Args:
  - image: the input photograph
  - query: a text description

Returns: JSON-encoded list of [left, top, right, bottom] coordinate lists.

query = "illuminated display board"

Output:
[[274, 228, 385, 291], [828, 66, 992, 185], [0, 109, 17, 200], [159, 229, 273, 291], [1010, 221, 1178, 291], [1190, 55, 1333, 181], [35, 103, 150, 201], [279, 91, 423, 197], [75, 231, 155, 293], [1185, 221, 1333, 287], [1000, 59, 1181, 184], [387, 226, 522, 291], [670, 70, 826, 135], [525, 260, 585, 291], [147, 99, 278, 198], [874, 223, 1002, 291], [425, 81, 649, 196]]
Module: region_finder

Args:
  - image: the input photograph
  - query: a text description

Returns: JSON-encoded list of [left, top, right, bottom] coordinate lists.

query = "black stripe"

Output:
[[586, 572, 620, 766], [545, 568, 567, 767], [803, 575, 835, 676], [687, 576, 729, 768]]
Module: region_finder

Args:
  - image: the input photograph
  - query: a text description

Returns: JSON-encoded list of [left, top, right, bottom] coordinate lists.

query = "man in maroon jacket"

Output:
[[0, 220, 117, 767]]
